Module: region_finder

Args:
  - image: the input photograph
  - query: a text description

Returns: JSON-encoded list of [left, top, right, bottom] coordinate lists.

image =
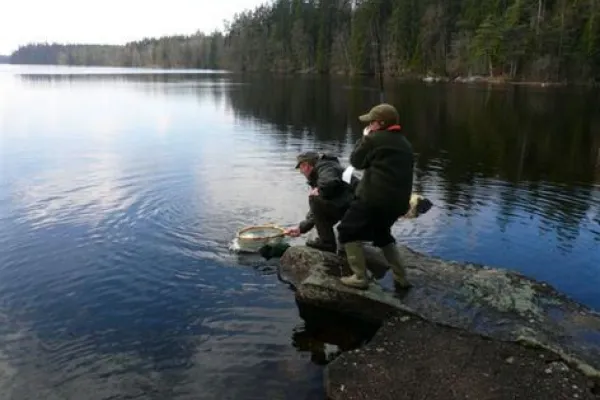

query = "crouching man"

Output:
[[284, 151, 355, 254]]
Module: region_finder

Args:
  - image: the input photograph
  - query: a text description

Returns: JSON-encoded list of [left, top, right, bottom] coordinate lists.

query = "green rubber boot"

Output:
[[340, 242, 369, 290], [381, 243, 412, 289]]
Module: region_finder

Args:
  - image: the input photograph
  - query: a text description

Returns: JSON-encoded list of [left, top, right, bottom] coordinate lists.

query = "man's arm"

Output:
[[298, 209, 315, 233], [349, 136, 373, 170]]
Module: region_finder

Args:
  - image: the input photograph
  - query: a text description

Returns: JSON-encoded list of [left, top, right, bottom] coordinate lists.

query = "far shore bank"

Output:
[[4, 62, 600, 87], [285, 69, 598, 88]]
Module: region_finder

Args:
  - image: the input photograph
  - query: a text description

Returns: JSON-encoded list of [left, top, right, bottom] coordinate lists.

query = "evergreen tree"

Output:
[[9, 0, 600, 82]]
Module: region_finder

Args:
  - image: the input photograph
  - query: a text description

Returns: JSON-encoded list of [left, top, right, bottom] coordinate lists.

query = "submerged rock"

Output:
[[280, 245, 600, 379]]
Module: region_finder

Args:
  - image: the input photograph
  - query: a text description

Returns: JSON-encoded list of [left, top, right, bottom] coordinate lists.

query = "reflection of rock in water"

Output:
[[229, 238, 281, 273], [230, 239, 302, 291], [231, 240, 381, 368], [291, 301, 379, 366], [281, 245, 600, 380], [232, 251, 287, 285]]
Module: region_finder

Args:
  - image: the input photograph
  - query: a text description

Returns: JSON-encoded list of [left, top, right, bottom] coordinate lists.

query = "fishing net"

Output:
[[234, 225, 287, 253], [237, 225, 285, 240]]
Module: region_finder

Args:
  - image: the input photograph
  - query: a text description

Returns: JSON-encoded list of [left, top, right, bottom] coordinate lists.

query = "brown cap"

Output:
[[358, 103, 399, 126], [295, 151, 320, 168]]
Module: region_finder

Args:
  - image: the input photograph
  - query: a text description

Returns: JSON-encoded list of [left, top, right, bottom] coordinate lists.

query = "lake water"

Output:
[[1, 64, 599, 399]]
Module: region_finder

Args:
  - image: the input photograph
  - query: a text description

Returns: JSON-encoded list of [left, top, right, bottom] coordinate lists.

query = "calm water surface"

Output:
[[0, 65, 599, 399]]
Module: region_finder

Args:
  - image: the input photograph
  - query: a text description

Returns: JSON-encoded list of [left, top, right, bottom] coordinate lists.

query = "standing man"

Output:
[[284, 151, 355, 254], [336, 103, 414, 290]]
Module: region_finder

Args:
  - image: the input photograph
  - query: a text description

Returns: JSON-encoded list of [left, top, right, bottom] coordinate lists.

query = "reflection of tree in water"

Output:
[[593, 115, 600, 184], [222, 76, 600, 251], [21, 72, 600, 250], [416, 85, 598, 250], [18, 72, 227, 85], [412, 85, 599, 185], [222, 253, 380, 366], [221, 75, 380, 149], [496, 184, 520, 234], [537, 184, 595, 252], [495, 181, 596, 253], [594, 211, 600, 244]]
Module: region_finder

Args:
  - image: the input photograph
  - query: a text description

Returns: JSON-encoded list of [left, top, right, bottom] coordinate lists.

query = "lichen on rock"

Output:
[[460, 268, 561, 318]]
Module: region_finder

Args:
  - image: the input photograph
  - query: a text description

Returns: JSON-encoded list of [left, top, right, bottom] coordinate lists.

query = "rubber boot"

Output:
[[340, 242, 369, 290], [381, 243, 412, 289], [306, 219, 337, 253]]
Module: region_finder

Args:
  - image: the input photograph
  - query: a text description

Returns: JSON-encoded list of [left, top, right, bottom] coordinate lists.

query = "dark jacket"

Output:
[[298, 154, 354, 233], [350, 127, 414, 215]]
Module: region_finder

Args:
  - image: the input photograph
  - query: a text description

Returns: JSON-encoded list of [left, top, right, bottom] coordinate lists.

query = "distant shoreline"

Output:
[[417, 74, 575, 88], [4, 62, 599, 88]]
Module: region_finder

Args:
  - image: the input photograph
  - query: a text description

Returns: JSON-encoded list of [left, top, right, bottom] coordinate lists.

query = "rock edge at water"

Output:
[[279, 245, 600, 398], [326, 314, 598, 400]]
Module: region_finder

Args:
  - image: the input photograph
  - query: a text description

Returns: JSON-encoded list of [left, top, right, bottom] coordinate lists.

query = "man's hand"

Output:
[[284, 227, 301, 237], [309, 187, 319, 196]]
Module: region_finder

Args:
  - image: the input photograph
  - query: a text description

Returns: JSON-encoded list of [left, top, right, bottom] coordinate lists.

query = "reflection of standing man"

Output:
[[284, 152, 355, 254], [336, 104, 414, 290]]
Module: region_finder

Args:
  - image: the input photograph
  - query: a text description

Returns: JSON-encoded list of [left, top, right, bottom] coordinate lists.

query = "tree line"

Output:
[[8, 0, 600, 82], [9, 35, 223, 70]]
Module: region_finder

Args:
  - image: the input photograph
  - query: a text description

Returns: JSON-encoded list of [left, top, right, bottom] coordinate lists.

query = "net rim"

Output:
[[236, 225, 285, 241]]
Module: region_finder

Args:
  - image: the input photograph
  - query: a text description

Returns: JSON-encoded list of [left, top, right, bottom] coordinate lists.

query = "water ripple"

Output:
[[1, 68, 599, 399]]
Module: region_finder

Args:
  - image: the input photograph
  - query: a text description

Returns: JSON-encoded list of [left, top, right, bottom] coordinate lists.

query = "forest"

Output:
[[8, 0, 600, 82]]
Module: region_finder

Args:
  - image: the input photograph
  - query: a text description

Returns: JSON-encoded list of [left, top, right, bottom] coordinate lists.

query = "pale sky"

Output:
[[0, 0, 267, 54]]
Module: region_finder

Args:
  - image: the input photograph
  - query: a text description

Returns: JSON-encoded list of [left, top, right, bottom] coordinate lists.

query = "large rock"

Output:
[[279, 245, 403, 322], [279, 245, 600, 379], [326, 314, 600, 400]]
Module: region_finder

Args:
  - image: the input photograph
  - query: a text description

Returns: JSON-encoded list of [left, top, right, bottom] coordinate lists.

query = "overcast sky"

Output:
[[0, 0, 267, 54]]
